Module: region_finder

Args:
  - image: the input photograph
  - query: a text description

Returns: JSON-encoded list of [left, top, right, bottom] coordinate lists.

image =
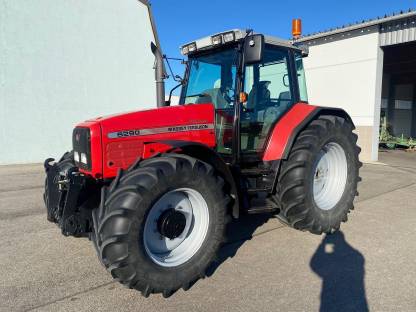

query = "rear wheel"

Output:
[[277, 115, 361, 234], [93, 154, 229, 297]]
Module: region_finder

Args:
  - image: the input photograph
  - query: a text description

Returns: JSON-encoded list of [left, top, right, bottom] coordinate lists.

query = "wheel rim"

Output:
[[143, 188, 209, 267], [313, 142, 348, 211]]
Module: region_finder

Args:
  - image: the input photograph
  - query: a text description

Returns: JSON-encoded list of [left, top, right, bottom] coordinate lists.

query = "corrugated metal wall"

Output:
[[380, 17, 416, 46]]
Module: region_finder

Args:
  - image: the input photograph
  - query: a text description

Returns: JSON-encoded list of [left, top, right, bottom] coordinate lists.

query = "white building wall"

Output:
[[0, 0, 157, 164], [302, 27, 382, 161]]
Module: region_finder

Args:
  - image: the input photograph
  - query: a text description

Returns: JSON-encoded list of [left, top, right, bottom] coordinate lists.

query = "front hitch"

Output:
[[44, 160, 92, 237]]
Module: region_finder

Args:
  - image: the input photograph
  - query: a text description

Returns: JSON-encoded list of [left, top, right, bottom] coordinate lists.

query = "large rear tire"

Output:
[[93, 154, 229, 297], [277, 115, 361, 234]]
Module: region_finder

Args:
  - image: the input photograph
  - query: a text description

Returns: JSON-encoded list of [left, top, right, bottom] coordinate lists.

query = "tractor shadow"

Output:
[[310, 231, 369, 312], [206, 212, 277, 277]]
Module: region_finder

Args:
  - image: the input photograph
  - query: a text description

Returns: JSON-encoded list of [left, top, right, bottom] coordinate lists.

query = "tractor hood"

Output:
[[90, 104, 214, 134], [75, 104, 216, 178]]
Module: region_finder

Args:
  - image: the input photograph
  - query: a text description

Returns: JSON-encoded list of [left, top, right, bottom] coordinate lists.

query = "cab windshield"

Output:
[[181, 48, 238, 109]]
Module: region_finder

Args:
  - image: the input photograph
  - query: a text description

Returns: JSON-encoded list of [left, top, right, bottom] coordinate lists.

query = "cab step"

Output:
[[246, 205, 278, 214], [240, 168, 272, 177], [246, 187, 272, 195], [246, 197, 279, 214]]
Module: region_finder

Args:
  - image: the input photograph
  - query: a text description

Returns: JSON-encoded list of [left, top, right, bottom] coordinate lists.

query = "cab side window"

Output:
[[241, 47, 293, 152]]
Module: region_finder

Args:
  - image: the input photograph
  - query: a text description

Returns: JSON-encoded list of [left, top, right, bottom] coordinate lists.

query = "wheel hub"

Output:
[[157, 208, 186, 239], [313, 142, 348, 211], [143, 188, 210, 267]]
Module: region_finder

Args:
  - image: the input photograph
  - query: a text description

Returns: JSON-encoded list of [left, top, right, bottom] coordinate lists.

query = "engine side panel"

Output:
[[86, 104, 216, 179]]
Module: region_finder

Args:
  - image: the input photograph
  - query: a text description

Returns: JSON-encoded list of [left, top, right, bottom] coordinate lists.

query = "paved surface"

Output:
[[379, 148, 416, 174], [1, 151, 416, 312]]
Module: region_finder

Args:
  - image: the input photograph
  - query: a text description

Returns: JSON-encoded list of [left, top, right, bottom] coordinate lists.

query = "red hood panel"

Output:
[[76, 104, 216, 178], [100, 104, 214, 132]]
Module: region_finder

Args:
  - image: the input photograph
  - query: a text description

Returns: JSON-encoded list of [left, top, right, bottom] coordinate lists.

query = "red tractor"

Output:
[[44, 29, 361, 297]]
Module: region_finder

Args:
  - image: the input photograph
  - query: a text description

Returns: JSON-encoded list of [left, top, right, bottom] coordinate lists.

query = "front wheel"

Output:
[[93, 154, 229, 297], [277, 115, 361, 234]]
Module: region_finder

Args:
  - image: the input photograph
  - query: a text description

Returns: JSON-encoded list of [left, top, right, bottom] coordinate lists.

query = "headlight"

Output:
[[181, 45, 189, 55], [181, 42, 197, 55], [223, 32, 235, 43], [80, 153, 87, 165], [180, 30, 244, 55], [211, 35, 222, 45], [188, 43, 197, 53], [72, 127, 91, 170]]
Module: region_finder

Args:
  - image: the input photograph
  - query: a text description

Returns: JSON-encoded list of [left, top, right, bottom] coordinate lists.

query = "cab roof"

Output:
[[180, 29, 302, 55]]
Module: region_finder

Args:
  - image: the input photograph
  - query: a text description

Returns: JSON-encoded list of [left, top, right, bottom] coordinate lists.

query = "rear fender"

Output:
[[263, 103, 354, 161]]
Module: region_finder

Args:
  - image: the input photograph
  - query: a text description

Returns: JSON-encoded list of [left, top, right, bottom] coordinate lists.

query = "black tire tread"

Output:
[[278, 115, 361, 234], [93, 153, 229, 297]]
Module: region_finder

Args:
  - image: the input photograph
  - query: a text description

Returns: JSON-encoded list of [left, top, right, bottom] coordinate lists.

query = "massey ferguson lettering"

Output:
[[168, 124, 209, 132], [108, 124, 213, 139]]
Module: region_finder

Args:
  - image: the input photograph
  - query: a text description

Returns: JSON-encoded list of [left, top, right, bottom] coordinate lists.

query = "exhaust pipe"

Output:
[[142, 0, 167, 108], [151, 42, 166, 108]]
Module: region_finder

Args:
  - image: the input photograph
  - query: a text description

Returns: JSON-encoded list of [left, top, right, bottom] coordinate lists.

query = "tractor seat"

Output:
[[258, 91, 292, 123], [247, 81, 271, 112], [195, 88, 231, 109], [261, 91, 293, 134], [278, 91, 291, 108]]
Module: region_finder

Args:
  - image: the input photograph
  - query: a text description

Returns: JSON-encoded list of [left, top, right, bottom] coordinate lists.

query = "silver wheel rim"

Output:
[[143, 188, 209, 267], [313, 142, 348, 211]]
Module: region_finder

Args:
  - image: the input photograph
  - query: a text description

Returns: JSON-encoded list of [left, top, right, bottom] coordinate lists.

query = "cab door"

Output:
[[240, 46, 296, 154]]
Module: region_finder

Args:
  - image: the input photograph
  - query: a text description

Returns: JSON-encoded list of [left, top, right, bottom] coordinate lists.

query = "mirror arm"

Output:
[[163, 55, 185, 83], [167, 82, 182, 106]]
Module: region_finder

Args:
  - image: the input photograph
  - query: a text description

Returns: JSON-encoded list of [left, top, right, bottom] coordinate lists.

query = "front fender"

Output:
[[144, 140, 240, 219]]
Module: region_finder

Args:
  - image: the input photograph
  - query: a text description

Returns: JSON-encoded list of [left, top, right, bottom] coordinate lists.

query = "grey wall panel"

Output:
[[302, 30, 382, 161], [0, 0, 157, 164]]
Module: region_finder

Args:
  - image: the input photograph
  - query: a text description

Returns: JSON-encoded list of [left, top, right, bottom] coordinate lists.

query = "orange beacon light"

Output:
[[292, 19, 302, 39]]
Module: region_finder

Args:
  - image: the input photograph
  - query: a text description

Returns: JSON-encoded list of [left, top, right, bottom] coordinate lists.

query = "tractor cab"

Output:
[[179, 30, 308, 161]]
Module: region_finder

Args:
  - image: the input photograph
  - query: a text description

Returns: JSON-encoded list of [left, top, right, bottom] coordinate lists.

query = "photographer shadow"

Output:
[[310, 231, 369, 312]]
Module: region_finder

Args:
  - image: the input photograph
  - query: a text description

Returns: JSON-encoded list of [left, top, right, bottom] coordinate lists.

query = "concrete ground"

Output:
[[1, 150, 416, 312]]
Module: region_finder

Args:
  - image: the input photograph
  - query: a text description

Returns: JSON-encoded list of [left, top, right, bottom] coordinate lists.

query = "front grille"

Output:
[[72, 127, 92, 170]]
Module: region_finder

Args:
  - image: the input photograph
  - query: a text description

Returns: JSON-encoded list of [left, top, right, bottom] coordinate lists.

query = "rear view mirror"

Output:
[[283, 74, 290, 87], [243, 34, 264, 64]]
